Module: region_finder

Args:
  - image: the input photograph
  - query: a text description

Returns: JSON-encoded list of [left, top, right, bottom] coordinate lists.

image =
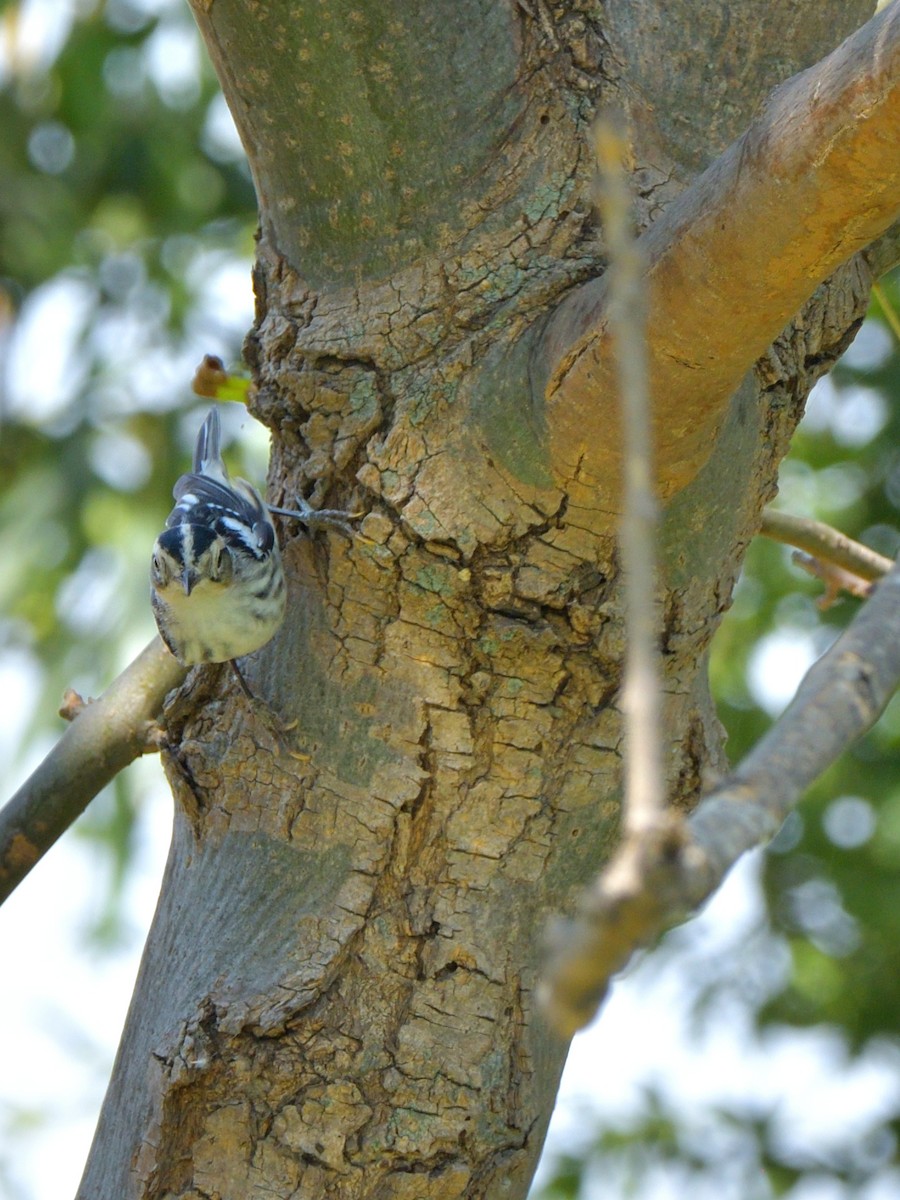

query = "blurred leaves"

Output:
[[0, 0, 257, 931], [718, 272, 900, 1050], [716, 275, 900, 1160], [535, 1086, 900, 1200], [0, 0, 255, 291], [0, 0, 256, 706]]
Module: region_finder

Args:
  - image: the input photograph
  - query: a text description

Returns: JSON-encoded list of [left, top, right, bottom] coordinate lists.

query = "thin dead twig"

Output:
[[792, 551, 874, 607], [593, 112, 664, 838]]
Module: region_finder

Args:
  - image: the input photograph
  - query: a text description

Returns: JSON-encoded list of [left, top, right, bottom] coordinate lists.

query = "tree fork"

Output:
[[80, 3, 900, 1197]]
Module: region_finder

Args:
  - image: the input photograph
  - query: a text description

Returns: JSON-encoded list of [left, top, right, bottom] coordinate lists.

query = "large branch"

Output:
[[538, 3, 900, 509], [540, 550, 900, 1036], [0, 637, 185, 904]]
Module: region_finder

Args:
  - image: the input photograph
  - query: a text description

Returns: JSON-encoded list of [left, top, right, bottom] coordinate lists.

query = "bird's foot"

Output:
[[268, 496, 360, 539]]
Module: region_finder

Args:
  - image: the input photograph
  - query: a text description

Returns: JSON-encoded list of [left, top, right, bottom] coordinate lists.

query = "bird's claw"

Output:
[[268, 497, 360, 539]]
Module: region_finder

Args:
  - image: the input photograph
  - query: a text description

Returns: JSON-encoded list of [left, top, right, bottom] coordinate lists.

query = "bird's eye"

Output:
[[255, 521, 275, 552], [208, 542, 232, 583], [151, 553, 165, 582]]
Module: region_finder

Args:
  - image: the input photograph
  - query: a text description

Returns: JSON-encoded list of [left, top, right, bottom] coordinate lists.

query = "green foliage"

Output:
[[736, 276, 900, 1049], [535, 1085, 900, 1199], [0, 0, 256, 924]]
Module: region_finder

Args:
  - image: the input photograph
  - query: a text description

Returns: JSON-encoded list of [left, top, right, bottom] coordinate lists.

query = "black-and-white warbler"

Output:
[[151, 407, 354, 671]]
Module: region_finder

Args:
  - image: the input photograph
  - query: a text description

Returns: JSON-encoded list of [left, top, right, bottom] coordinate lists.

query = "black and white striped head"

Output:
[[155, 407, 278, 583], [151, 522, 234, 596]]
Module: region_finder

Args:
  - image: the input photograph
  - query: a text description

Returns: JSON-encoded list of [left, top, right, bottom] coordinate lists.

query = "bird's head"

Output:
[[151, 523, 234, 595]]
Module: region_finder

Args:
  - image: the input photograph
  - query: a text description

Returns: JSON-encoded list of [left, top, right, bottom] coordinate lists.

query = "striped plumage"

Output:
[[150, 408, 286, 666]]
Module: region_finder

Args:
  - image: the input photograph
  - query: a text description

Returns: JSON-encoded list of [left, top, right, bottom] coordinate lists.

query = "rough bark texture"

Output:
[[80, 2, 890, 1198], [541, 2, 900, 517]]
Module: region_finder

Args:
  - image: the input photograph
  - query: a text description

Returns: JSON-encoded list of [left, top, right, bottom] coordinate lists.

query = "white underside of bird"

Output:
[[152, 571, 286, 664]]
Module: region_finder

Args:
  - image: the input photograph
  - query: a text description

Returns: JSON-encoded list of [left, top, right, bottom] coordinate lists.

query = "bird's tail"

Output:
[[193, 408, 228, 482]]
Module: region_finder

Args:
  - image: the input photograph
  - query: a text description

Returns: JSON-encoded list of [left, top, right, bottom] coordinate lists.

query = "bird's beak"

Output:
[[182, 567, 199, 595]]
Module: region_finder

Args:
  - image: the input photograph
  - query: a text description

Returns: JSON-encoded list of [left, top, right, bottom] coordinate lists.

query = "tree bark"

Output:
[[540, 2, 900, 517], [80, 2, 897, 1197]]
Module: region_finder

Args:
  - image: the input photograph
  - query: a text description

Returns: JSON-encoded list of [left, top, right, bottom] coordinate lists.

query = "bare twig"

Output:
[[540, 554, 900, 1036], [760, 508, 893, 582], [0, 637, 186, 905], [792, 551, 875, 606], [593, 114, 664, 836]]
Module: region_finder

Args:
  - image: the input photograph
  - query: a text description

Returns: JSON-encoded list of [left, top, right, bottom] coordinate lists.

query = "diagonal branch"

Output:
[[540, 551, 900, 1037], [0, 637, 186, 906], [538, 3, 900, 514], [760, 508, 894, 582]]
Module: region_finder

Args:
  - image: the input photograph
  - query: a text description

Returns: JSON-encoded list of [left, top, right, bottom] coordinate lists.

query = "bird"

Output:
[[150, 407, 355, 685]]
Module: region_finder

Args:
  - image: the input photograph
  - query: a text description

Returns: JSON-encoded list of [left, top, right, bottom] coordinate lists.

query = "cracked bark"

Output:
[[79, 2, 898, 1198]]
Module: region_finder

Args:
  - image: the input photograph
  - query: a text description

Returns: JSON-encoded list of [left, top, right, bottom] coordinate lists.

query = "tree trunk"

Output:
[[79, 2, 895, 1197]]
